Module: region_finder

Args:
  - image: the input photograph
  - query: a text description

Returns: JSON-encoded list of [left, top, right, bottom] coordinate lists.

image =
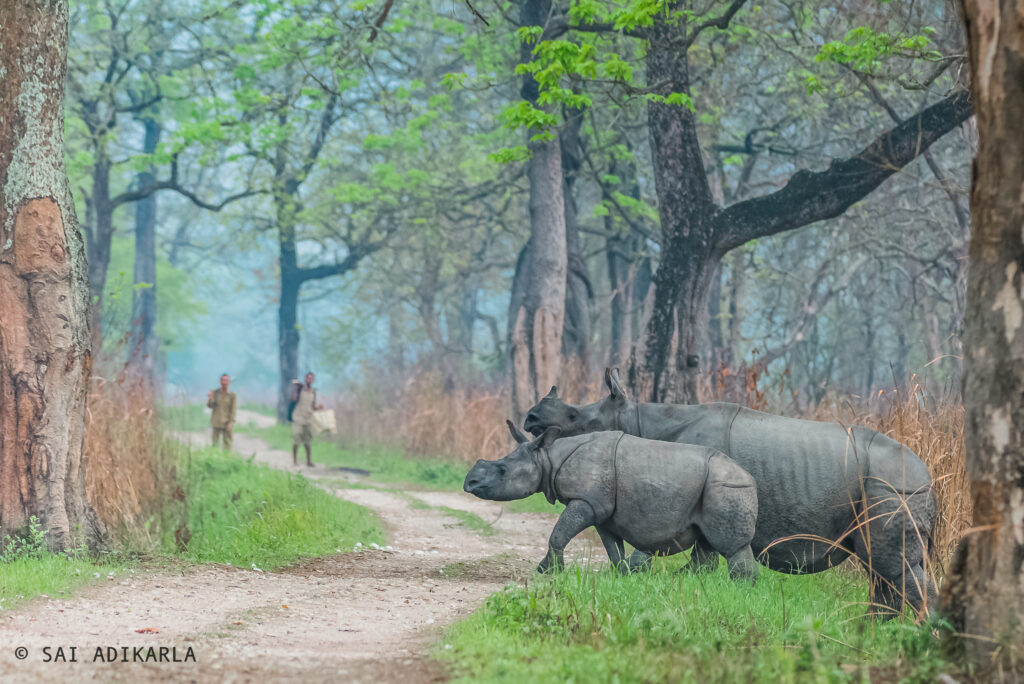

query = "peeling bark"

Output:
[[942, 0, 1024, 672], [0, 0, 103, 549]]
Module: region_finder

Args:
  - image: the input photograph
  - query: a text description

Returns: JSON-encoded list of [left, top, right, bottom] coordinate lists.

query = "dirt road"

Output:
[[0, 411, 595, 683]]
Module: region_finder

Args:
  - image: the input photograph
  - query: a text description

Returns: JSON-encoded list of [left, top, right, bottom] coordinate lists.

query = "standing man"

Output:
[[290, 371, 323, 467], [208, 373, 237, 450]]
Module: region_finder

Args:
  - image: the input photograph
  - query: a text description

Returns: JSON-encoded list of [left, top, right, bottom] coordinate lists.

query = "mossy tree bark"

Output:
[[0, 0, 103, 549]]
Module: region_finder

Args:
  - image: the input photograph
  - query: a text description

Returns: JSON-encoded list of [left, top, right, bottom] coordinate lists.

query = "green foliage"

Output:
[[0, 517, 50, 562], [817, 26, 941, 73], [440, 560, 959, 683], [169, 448, 384, 570]]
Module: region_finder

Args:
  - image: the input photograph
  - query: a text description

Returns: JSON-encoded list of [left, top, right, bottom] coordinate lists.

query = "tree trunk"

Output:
[[86, 147, 113, 345], [127, 117, 161, 386], [606, 155, 647, 369], [942, 0, 1024, 671], [607, 235, 634, 368], [635, 9, 717, 403], [508, 0, 567, 420], [509, 138, 568, 419], [0, 0, 103, 549], [561, 105, 590, 365], [277, 234, 301, 423]]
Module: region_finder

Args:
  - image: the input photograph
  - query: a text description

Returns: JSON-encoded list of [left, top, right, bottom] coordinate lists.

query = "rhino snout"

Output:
[[523, 413, 542, 435]]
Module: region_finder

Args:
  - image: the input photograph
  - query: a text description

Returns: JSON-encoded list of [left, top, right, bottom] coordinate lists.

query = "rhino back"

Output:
[[638, 402, 738, 451], [860, 430, 932, 493]]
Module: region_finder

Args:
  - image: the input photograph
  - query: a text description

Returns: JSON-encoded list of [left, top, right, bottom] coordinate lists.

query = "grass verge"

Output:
[[0, 518, 132, 610], [438, 556, 961, 683], [168, 448, 385, 570]]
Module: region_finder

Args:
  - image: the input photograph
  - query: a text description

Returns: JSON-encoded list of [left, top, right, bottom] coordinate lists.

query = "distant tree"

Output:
[[0, 0, 103, 549], [942, 0, 1024, 673]]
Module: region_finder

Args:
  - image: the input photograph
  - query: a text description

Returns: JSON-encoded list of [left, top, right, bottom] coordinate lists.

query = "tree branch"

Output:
[[298, 245, 380, 283], [713, 89, 972, 255], [111, 156, 265, 211], [685, 0, 748, 48], [368, 0, 395, 42]]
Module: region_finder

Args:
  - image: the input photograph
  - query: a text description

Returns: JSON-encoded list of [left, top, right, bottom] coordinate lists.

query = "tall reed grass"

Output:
[[84, 375, 180, 547]]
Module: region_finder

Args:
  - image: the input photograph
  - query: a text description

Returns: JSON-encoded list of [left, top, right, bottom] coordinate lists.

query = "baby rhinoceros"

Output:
[[464, 422, 760, 581]]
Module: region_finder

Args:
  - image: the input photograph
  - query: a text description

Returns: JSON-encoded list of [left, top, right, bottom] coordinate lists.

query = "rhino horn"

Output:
[[545, 386, 559, 399], [507, 419, 530, 444]]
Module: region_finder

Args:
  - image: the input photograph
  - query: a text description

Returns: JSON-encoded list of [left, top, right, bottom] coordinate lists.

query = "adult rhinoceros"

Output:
[[522, 369, 936, 615]]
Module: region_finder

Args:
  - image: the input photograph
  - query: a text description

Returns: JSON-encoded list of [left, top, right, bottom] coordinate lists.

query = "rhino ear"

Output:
[[507, 419, 529, 444], [545, 386, 559, 399], [605, 368, 627, 403], [537, 426, 562, 450]]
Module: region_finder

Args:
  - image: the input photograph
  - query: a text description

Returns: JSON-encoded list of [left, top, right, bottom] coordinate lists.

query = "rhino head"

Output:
[[463, 421, 561, 501], [522, 368, 629, 437]]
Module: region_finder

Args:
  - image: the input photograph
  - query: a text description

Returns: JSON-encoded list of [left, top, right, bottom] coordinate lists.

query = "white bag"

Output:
[[312, 409, 337, 435]]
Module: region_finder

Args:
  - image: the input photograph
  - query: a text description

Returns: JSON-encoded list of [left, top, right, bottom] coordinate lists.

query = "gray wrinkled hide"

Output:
[[464, 430, 759, 581], [522, 371, 937, 615]]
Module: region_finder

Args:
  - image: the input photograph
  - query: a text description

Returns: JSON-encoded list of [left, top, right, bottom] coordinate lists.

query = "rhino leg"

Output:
[[538, 499, 598, 574], [625, 549, 653, 572], [724, 546, 758, 582], [680, 533, 719, 574], [697, 454, 759, 583], [854, 484, 936, 618], [595, 525, 627, 571]]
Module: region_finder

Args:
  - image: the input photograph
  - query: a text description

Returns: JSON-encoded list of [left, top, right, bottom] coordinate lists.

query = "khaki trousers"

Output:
[[212, 426, 233, 450]]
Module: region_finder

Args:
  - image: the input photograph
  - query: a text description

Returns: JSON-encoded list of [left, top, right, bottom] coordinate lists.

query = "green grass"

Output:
[[0, 554, 131, 610], [0, 517, 131, 610], [166, 448, 385, 570], [438, 556, 960, 683]]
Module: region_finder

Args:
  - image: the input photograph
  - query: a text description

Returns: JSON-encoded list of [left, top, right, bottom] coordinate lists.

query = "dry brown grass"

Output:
[[334, 368, 508, 463], [84, 375, 179, 547]]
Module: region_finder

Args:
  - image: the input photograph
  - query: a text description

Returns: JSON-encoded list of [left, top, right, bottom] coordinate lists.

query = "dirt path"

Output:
[[0, 413, 596, 683]]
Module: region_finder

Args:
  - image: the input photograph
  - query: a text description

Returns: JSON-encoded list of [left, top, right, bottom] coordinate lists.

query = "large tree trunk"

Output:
[[0, 0, 103, 549], [636, 10, 717, 403], [561, 105, 590, 365], [942, 0, 1024, 671], [509, 139, 568, 419], [127, 117, 161, 386], [508, 0, 567, 420]]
